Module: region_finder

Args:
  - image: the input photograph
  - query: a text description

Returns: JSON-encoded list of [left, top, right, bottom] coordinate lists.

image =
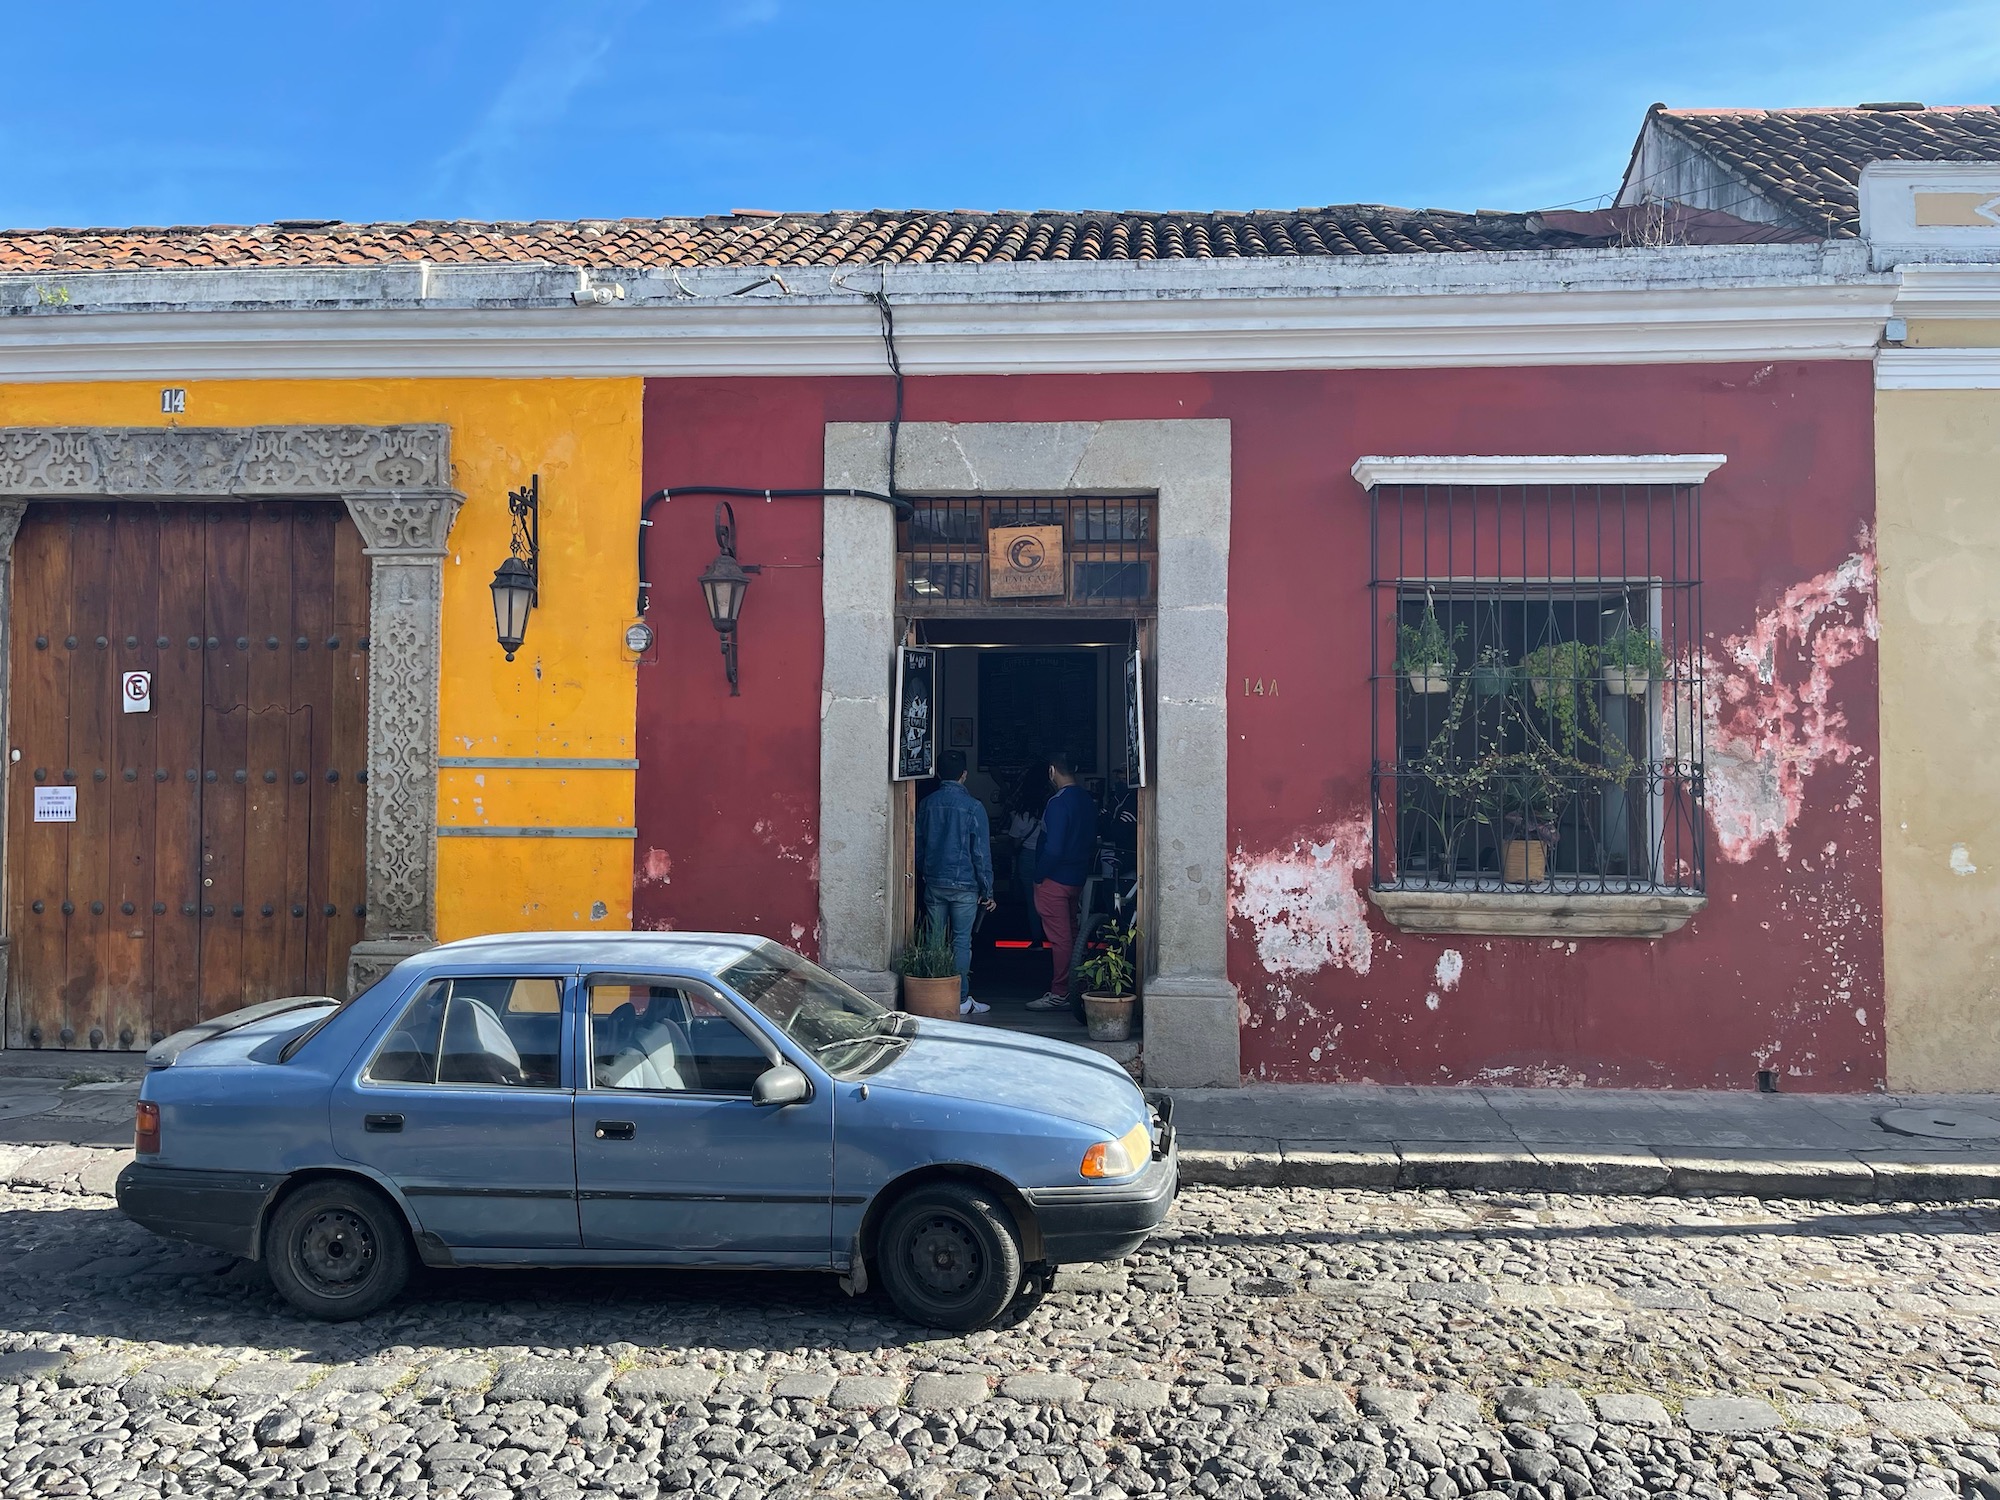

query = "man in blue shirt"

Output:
[[915, 749, 995, 1016], [1028, 749, 1097, 1011]]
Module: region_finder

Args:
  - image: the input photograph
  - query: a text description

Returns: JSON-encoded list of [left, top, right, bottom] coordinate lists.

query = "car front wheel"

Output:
[[876, 1182, 1025, 1331], [265, 1180, 411, 1321]]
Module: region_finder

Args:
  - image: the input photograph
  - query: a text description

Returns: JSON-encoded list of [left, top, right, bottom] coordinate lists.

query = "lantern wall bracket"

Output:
[[635, 484, 908, 617]]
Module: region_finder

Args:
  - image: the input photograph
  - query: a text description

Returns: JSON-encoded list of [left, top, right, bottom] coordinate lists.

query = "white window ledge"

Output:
[[1369, 889, 1706, 939], [1350, 454, 1727, 488]]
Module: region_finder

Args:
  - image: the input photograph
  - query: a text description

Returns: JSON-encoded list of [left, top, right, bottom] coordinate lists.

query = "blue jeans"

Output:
[[924, 884, 978, 1001]]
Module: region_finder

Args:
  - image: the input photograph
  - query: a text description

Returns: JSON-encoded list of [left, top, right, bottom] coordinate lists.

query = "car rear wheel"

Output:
[[876, 1182, 1024, 1331], [265, 1180, 411, 1321]]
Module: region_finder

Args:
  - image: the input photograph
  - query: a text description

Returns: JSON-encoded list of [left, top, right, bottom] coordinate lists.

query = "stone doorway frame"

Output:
[[819, 419, 1239, 1088], [0, 424, 463, 1025]]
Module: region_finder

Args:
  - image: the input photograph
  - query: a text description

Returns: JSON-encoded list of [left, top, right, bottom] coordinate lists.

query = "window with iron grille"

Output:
[[1365, 473, 1707, 900], [897, 496, 1157, 611]]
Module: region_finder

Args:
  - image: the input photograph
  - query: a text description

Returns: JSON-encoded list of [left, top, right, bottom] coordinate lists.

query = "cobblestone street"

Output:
[[1, 1185, 1999, 1497]]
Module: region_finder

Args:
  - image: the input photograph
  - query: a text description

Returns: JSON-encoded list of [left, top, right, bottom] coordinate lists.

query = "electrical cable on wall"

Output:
[[636, 276, 911, 618]]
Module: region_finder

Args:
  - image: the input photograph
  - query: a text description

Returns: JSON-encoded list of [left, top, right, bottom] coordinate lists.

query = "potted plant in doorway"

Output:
[[894, 920, 963, 1020], [1078, 920, 1141, 1042]]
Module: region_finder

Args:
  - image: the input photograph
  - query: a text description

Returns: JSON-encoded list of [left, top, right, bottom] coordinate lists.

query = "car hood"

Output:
[[863, 1017, 1144, 1135]]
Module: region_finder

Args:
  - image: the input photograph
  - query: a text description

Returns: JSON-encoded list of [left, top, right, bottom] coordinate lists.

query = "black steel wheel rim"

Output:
[[293, 1208, 378, 1296], [905, 1212, 982, 1301]]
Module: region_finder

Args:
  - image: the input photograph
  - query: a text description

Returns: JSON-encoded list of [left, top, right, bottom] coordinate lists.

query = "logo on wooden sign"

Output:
[[987, 525, 1065, 598]]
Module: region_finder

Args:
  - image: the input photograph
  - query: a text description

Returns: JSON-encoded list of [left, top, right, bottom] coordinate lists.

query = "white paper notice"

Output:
[[33, 786, 76, 823], [121, 671, 152, 713]]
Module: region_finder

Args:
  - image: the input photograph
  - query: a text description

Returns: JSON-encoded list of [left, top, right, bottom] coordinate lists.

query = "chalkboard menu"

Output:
[[893, 646, 936, 781], [979, 651, 1099, 772]]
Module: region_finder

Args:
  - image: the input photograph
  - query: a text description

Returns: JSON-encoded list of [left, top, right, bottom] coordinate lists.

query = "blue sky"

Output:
[[7, 1, 2000, 229]]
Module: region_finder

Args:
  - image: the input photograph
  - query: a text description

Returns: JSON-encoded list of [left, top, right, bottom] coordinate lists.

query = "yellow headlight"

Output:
[[1080, 1120, 1152, 1179]]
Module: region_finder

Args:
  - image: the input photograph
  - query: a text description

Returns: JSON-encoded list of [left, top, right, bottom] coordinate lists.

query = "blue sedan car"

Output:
[[116, 933, 1177, 1330]]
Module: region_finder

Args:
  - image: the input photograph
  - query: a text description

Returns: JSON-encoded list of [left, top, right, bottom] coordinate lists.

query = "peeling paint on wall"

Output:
[[639, 848, 672, 886], [1228, 815, 1374, 978], [1704, 537, 1878, 863], [1435, 949, 1463, 992]]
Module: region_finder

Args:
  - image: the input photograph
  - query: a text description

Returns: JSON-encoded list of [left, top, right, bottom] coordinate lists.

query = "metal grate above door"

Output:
[[896, 496, 1157, 614]]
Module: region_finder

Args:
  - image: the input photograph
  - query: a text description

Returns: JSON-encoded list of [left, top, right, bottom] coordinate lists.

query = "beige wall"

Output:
[[1878, 386, 2000, 1089]]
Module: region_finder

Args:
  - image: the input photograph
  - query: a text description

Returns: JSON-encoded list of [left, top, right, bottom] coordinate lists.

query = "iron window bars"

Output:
[[896, 496, 1157, 611], [1368, 481, 1705, 896]]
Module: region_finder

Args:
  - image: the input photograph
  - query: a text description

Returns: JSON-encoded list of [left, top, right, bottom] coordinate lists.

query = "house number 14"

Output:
[[1242, 678, 1277, 696]]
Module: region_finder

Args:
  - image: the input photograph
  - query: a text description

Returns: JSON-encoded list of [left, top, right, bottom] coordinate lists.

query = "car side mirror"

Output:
[[751, 1062, 810, 1107]]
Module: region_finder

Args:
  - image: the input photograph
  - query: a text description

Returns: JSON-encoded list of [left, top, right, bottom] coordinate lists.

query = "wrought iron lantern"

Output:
[[698, 501, 760, 694], [490, 475, 540, 662]]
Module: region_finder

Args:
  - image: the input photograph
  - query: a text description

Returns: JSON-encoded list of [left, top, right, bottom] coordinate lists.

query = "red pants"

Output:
[[1034, 879, 1082, 994]]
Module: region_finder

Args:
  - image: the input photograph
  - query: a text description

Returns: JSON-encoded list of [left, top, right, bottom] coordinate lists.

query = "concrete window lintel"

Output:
[[819, 419, 1240, 1088]]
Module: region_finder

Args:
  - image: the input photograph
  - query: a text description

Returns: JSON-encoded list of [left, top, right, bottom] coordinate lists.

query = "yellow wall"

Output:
[[0, 378, 644, 940], [1877, 385, 2000, 1089]]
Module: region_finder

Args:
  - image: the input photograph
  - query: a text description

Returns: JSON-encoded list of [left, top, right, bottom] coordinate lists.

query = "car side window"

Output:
[[588, 979, 770, 1096], [365, 978, 564, 1089]]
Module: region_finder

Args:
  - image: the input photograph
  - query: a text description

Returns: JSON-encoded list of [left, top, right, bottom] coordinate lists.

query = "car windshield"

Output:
[[721, 945, 908, 1078]]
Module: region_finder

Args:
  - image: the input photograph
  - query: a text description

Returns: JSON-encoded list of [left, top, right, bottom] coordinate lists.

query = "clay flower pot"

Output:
[[1503, 840, 1548, 885], [1082, 992, 1135, 1042], [901, 975, 963, 1020], [1602, 665, 1651, 698]]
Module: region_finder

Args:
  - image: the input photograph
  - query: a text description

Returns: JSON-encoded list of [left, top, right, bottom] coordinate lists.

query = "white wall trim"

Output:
[[1892, 265, 2000, 319], [1877, 347, 2000, 389], [0, 246, 1895, 381], [1351, 454, 1728, 488]]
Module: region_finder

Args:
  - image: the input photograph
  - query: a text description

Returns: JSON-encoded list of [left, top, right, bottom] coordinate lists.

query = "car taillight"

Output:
[[134, 1101, 160, 1156]]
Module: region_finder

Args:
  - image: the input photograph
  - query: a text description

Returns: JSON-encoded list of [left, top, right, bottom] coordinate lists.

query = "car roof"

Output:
[[413, 931, 770, 975]]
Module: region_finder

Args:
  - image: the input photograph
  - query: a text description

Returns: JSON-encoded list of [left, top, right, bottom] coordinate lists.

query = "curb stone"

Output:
[[1177, 1143, 2000, 1201], [998, 1374, 1085, 1404], [1681, 1396, 1783, 1434], [613, 1367, 719, 1402]]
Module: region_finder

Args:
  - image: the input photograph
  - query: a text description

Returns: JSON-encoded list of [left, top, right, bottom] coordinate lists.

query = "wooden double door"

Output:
[[6, 502, 371, 1050]]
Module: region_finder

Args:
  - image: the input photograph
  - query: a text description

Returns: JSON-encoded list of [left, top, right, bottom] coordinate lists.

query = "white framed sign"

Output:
[[33, 786, 76, 823], [121, 671, 152, 714]]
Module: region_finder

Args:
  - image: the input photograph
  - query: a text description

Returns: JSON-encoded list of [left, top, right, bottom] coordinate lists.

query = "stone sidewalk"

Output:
[[1170, 1083, 2000, 1200]]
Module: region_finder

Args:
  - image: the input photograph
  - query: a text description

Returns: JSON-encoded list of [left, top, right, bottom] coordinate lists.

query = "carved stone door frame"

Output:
[[0, 425, 463, 1011]]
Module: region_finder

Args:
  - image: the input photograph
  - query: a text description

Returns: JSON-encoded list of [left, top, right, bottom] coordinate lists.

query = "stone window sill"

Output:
[[1368, 889, 1706, 939]]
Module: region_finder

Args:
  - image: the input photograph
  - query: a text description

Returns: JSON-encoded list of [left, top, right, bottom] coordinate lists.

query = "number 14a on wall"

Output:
[[1242, 678, 1277, 696]]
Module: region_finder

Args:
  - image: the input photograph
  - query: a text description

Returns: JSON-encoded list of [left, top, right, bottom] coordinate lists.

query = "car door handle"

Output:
[[363, 1113, 404, 1133], [594, 1120, 636, 1141]]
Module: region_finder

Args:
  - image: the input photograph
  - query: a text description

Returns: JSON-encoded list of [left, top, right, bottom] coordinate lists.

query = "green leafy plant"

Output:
[[1600, 624, 1665, 676], [892, 920, 959, 980], [1395, 606, 1461, 676], [1079, 920, 1140, 997]]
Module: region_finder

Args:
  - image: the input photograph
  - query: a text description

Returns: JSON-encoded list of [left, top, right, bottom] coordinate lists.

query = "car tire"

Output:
[[264, 1179, 411, 1321], [876, 1182, 1024, 1332]]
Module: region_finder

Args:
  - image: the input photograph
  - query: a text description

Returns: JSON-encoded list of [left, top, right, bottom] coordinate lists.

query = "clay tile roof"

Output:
[[1648, 104, 2000, 236], [0, 200, 1776, 275]]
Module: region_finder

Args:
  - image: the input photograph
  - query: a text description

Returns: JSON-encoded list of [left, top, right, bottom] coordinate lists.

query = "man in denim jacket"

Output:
[[915, 750, 995, 1016]]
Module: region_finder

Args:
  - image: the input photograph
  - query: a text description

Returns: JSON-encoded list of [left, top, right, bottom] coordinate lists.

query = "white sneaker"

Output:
[[959, 997, 991, 1015], [1025, 992, 1069, 1012]]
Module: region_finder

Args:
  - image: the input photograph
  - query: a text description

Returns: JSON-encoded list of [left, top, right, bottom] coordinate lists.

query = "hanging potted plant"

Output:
[[1078, 920, 1141, 1042], [1469, 643, 1513, 697], [1522, 639, 1594, 709], [893, 920, 963, 1020], [1396, 606, 1460, 695], [1600, 623, 1664, 698]]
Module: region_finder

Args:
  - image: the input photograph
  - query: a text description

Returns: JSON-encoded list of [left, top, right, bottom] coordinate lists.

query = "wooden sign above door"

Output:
[[987, 525, 1064, 598]]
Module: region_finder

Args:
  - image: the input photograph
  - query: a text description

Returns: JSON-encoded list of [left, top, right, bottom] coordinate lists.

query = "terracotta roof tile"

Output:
[[0, 199, 1795, 275], [1649, 104, 2000, 235]]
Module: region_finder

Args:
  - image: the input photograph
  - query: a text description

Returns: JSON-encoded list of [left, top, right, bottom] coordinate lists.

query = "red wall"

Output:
[[638, 362, 1884, 1090]]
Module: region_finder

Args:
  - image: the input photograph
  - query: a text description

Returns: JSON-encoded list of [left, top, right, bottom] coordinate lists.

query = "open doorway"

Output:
[[900, 618, 1146, 1039]]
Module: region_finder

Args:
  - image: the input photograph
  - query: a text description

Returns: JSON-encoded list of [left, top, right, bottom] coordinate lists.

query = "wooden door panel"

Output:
[[104, 507, 161, 1050], [150, 509, 207, 1043], [62, 507, 114, 1048], [5, 501, 371, 1048], [8, 516, 73, 1048]]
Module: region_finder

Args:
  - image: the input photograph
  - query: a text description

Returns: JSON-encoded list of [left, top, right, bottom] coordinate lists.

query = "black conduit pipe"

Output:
[[637, 485, 910, 616]]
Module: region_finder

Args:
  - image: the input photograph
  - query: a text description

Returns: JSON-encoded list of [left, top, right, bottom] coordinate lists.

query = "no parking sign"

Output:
[[121, 671, 151, 714]]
